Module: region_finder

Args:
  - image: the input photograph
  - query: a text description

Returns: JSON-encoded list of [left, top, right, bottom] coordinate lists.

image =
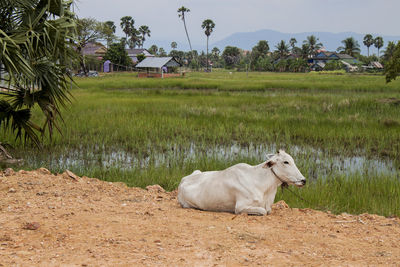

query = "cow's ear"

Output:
[[263, 159, 275, 168]]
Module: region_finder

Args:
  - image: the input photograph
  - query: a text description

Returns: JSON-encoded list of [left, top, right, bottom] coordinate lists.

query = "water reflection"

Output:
[[12, 143, 398, 179]]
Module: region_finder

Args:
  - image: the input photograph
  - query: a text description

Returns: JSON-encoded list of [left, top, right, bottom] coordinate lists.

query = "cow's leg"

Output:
[[235, 201, 266, 216], [265, 187, 278, 215]]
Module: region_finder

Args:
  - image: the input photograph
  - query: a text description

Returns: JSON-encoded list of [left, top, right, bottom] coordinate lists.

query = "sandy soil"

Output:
[[0, 168, 399, 266]]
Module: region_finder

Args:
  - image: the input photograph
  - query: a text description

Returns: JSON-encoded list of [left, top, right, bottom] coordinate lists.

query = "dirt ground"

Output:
[[0, 168, 399, 266]]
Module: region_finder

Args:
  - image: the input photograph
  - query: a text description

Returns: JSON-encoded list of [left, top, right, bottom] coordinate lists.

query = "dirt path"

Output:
[[0, 168, 399, 266]]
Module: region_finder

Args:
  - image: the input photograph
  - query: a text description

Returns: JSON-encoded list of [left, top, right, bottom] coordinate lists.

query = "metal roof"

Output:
[[135, 57, 181, 68]]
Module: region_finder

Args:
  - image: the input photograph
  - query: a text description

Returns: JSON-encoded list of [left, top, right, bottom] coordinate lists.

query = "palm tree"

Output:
[[275, 40, 289, 59], [289, 38, 297, 52], [303, 35, 322, 57], [374, 36, 384, 58], [0, 0, 77, 148], [120, 16, 135, 40], [171, 42, 177, 50], [177, 6, 193, 55], [363, 34, 374, 57], [201, 19, 216, 71], [337, 37, 361, 57], [138, 25, 151, 48]]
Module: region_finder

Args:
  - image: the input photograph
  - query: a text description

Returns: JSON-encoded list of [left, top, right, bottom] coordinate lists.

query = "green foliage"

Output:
[[374, 36, 384, 57], [222, 46, 241, 69], [251, 40, 270, 66], [136, 54, 145, 63], [363, 34, 374, 56], [103, 41, 132, 69], [0, 0, 77, 146], [384, 42, 400, 82], [337, 37, 361, 57], [324, 60, 344, 71], [275, 40, 289, 59]]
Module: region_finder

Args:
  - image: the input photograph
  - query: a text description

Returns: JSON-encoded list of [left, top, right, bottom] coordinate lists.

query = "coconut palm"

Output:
[[303, 35, 322, 57], [289, 38, 297, 52], [0, 0, 77, 148], [171, 42, 177, 50], [275, 40, 289, 59], [337, 37, 361, 57], [374, 36, 384, 58], [201, 19, 216, 71], [363, 34, 374, 57], [177, 6, 193, 55]]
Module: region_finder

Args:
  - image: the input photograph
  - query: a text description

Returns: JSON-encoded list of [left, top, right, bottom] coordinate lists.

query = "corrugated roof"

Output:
[[136, 57, 180, 68]]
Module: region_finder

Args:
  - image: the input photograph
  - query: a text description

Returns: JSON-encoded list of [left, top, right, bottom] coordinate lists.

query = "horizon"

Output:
[[76, 0, 400, 54]]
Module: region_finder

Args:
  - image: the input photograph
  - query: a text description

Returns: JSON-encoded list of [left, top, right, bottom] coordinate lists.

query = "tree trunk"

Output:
[[206, 36, 209, 71]]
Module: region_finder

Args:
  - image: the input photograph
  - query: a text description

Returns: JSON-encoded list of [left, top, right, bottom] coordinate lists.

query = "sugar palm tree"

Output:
[[337, 37, 361, 57], [120, 16, 135, 40], [201, 19, 216, 71], [363, 34, 374, 57], [138, 25, 151, 48], [177, 6, 193, 55], [0, 0, 77, 148], [374, 36, 384, 58]]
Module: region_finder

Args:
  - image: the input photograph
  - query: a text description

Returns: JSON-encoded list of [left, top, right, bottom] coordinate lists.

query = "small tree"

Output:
[[148, 45, 158, 55], [384, 42, 400, 82], [222, 46, 241, 69], [171, 42, 177, 49], [104, 41, 132, 70], [76, 18, 104, 75]]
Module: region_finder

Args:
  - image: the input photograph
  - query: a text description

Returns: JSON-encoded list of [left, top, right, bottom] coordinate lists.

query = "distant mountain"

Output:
[[210, 29, 400, 55]]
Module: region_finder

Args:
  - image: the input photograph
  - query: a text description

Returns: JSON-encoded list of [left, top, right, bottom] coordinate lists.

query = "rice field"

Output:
[[2, 71, 400, 217]]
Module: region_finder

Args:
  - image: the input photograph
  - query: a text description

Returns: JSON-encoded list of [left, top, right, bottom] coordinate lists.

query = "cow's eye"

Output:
[[284, 161, 289, 164]]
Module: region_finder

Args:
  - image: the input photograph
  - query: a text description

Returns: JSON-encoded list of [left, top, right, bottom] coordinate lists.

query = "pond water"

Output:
[[7, 143, 398, 180]]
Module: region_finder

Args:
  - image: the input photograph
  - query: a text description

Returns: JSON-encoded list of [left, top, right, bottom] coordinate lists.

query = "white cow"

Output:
[[178, 150, 306, 215]]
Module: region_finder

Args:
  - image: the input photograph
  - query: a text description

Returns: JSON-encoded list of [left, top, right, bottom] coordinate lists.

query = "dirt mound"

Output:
[[1, 169, 399, 266]]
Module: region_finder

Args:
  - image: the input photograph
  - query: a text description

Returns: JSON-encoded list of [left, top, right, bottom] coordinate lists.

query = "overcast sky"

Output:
[[76, 0, 400, 46]]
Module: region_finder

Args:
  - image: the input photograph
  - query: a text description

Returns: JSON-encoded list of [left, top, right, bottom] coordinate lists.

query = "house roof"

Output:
[[126, 48, 154, 56], [82, 42, 106, 56], [135, 57, 181, 68]]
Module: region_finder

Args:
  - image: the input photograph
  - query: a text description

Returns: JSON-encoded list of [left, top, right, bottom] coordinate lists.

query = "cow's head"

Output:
[[263, 150, 306, 187]]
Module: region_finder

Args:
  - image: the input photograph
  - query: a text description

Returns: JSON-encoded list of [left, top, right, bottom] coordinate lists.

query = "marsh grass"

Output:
[[2, 72, 400, 216]]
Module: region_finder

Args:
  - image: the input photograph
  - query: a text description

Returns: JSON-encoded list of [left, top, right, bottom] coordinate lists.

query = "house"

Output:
[[82, 42, 107, 58], [136, 57, 182, 78], [311, 51, 361, 71], [126, 48, 155, 63]]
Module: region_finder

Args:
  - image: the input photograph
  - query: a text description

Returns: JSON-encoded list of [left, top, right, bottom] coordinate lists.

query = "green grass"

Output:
[[2, 71, 400, 217]]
